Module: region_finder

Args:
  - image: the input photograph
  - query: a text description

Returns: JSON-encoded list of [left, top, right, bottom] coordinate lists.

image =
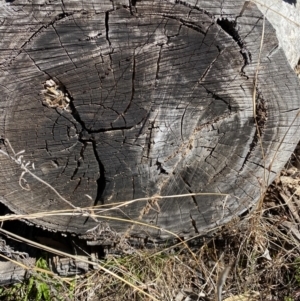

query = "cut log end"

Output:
[[0, 0, 299, 241]]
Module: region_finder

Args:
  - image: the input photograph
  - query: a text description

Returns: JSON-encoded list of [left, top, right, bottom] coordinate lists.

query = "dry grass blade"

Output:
[[216, 265, 231, 301], [252, 0, 300, 28], [252, 15, 265, 120], [0, 139, 77, 210]]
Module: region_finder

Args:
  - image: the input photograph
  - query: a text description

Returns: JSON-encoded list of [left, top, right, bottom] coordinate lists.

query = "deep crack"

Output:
[[71, 142, 86, 180], [190, 214, 199, 234], [105, 11, 111, 46], [91, 139, 106, 205], [203, 86, 232, 112], [45, 80, 107, 207], [217, 18, 252, 74], [239, 88, 267, 172]]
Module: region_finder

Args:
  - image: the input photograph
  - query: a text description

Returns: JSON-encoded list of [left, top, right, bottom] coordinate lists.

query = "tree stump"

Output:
[[0, 0, 299, 240]]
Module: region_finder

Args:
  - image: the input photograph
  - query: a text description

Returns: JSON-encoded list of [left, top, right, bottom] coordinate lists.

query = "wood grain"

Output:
[[0, 0, 299, 241]]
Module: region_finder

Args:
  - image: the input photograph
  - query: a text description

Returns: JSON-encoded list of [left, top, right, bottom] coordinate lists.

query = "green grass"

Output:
[[0, 257, 75, 301]]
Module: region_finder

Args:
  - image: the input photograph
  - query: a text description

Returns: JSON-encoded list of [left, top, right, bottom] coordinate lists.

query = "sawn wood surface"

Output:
[[0, 0, 299, 241]]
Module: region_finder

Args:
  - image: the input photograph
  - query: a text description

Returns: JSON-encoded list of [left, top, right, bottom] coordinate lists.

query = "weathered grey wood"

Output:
[[0, 236, 36, 285], [0, 261, 28, 285], [256, 0, 300, 68], [0, 0, 299, 241]]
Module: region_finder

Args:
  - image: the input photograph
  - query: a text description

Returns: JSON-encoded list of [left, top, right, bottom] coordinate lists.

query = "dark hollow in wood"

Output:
[[0, 0, 300, 241], [282, 0, 297, 6]]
